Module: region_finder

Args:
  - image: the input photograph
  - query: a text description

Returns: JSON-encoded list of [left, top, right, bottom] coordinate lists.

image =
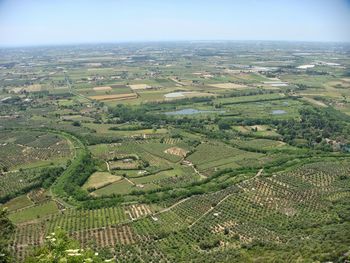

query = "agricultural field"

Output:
[[0, 131, 74, 171], [1, 195, 33, 212], [0, 42, 350, 262]]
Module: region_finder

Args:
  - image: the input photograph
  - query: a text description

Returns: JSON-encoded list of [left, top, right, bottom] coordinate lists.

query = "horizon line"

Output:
[[1, 39, 350, 49]]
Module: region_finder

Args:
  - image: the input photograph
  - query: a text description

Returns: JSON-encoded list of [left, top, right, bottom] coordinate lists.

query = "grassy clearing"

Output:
[[93, 179, 135, 196], [9, 201, 59, 223], [82, 172, 122, 190]]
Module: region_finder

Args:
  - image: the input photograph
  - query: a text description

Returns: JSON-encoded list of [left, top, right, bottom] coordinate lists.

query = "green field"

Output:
[[9, 201, 59, 223], [93, 179, 136, 196]]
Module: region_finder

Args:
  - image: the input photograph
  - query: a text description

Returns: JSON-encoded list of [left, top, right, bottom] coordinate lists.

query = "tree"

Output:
[[0, 208, 15, 263], [25, 230, 108, 263], [72, 121, 81, 127], [218, 119, 231, 130]]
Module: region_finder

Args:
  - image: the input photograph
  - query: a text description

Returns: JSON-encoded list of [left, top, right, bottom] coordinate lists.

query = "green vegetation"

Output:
[[0, 42, 349, 262], [277, 106, 350, 149], [25, 230, 107, 263], [0, 208, 15, 262]]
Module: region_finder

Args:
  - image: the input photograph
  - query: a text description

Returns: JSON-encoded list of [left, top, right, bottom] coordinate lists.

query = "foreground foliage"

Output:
[[25, 230, 107, 263], [0, 208, 15, 263]]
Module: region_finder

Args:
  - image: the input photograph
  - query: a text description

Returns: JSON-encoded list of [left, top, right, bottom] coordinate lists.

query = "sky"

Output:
[[0, 0, 349, 46]]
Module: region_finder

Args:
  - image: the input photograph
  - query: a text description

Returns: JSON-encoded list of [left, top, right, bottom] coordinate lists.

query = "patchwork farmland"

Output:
[[0, 41, 350, 262]]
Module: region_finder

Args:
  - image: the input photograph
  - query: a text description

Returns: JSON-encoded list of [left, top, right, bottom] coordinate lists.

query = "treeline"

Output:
[[79, 134, 124, 145], [226, 89, 278, 98], [53, 153, 96, 202], [109, 124, 153, 131], [219, 96, 288, 106], [63, 153, 96, 201], [80, 195, 125, 209]]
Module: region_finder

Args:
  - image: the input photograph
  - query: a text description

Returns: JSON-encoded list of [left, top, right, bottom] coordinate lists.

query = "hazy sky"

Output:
[[0, 0, 349, 46]]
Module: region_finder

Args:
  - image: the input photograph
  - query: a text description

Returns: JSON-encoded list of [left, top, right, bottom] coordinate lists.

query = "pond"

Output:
[[271, 110, 287, 115], [165, 108, 225, 115]]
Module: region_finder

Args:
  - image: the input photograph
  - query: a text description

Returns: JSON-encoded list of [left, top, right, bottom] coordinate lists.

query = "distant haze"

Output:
[[0, 0, 349, 47]]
